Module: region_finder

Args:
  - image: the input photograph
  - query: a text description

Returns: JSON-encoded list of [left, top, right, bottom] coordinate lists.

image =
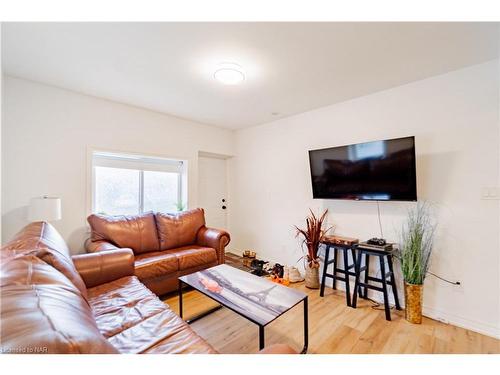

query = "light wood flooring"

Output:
[[164, 282, 500, 354]]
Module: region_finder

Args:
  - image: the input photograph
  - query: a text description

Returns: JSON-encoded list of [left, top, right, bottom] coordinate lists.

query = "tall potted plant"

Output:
[[399, 203, 436, 324], [295, 209, 330, 289]]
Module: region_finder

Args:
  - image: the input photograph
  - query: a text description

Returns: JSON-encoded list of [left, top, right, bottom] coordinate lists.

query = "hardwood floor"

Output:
[[164, 282, 500, 354]]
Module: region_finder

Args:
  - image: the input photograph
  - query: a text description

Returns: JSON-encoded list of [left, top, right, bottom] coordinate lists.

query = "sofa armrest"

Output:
[[258, 344, 298, 354], [196, 226, 230, 264], [85, 238, 125, 253], [72, 249, 135, 288]]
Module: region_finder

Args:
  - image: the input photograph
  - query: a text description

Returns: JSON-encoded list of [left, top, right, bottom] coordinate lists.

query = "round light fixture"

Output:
[[213, 63, 245, 85]]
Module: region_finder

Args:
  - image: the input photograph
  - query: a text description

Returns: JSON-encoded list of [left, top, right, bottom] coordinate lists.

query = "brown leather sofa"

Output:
[[86, 208, 230, 296], [0, 221, 296, 354]]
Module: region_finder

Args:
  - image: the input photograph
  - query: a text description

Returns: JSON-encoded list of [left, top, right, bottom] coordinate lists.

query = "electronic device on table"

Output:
[[367, 237, 386, 246]]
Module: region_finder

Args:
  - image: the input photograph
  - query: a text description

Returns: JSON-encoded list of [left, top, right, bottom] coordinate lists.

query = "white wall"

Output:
[[1, 76, 234, 253], [228, 60, 500, 338]]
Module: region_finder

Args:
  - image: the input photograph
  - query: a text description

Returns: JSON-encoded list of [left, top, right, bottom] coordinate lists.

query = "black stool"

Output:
[[352, 247, 401, 321], [320, 243, 362, 307]]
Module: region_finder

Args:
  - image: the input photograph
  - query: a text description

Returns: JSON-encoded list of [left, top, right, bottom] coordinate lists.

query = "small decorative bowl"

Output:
[[243, 250, 257, 258]]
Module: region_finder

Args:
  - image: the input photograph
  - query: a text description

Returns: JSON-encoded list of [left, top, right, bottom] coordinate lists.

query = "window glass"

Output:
[[143, 171, 180, 213], [94, 167, 140, 215]]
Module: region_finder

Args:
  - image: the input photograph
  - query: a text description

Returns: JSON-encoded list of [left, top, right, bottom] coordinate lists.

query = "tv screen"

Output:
[[309, 136, 417, 201]]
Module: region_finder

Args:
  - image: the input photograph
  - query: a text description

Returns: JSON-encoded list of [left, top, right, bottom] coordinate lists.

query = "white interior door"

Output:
[[198, 156, 228, 229]]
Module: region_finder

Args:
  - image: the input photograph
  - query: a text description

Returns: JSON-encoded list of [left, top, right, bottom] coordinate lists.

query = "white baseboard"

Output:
[[320, 277, 500, 339], [422, 305, 500, 340]]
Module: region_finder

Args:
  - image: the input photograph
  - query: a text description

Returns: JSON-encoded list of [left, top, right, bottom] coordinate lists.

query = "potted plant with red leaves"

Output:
[[295, 209, 331, 289]]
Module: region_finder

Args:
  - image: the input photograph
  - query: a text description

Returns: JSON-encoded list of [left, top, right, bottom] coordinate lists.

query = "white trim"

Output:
[[422, 305, 500, 339], [366, 289, 500, 339], [320, 267, 500, 339], [198, 150, 233, 160], [93, 154, 183, 173], [138, 169, 144, 213]]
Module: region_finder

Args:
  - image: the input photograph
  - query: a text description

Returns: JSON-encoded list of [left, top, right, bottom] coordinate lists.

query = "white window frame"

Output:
[[91, 150, 186, 215]]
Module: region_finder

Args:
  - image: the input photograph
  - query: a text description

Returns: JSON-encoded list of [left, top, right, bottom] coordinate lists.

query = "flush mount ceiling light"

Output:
[[213, 63, 245, 85]]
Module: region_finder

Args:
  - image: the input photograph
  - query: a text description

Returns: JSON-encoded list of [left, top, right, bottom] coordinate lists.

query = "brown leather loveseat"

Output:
[[86, 208, 230, 296]]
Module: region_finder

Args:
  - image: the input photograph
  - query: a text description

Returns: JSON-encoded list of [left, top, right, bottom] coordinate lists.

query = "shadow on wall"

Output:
[[67, 225, 90, 254], [1, 206, 29, 244], [2, 205, 88, 254], [417, 150, 458, 203]]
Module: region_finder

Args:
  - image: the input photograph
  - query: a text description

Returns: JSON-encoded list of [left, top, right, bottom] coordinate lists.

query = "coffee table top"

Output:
[[179, 264, 307, 326]]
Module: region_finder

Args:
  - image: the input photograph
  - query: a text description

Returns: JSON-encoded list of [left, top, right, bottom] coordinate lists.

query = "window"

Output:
[[92, 151, 186, 216]]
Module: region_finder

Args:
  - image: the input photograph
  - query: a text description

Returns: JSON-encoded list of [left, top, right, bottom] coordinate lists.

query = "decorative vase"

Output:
[[404, 282, 423, 324], [305, 265, 320, 289]]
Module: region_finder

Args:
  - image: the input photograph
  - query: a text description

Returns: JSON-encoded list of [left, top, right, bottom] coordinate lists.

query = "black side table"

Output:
[[319, 242, 362, 307], [352, 247, 402, 321]]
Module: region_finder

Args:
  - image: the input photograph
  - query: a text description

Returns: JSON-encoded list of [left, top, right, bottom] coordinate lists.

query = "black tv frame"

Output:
[[308, 136, 417, 202]]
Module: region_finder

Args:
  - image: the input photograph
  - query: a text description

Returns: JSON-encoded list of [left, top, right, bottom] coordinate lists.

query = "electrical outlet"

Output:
[[451, 281, 464, 294]]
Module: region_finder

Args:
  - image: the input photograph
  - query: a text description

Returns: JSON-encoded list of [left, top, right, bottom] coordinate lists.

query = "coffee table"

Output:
[[178, 264, 308, 353]]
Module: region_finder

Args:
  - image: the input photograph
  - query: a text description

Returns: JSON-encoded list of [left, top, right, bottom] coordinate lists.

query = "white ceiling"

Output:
[[2, 22, 499, 129]]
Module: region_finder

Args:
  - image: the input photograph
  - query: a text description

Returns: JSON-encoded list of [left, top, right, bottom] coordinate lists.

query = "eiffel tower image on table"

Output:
[[246, 285, 277, 303], [204, 269, 287, 315]]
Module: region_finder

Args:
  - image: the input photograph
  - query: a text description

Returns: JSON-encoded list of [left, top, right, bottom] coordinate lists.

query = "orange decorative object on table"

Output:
[[267, 275, 290, 286], [199, 275, 223, 293]]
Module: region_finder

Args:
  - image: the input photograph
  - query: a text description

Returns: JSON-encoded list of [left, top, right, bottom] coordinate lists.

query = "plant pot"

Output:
[[305, 266, 320, 289], [404, 282, 423, 324]]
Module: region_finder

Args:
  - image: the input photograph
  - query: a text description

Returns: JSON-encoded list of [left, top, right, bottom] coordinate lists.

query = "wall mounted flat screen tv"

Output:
[[309, 136, 417, 201]]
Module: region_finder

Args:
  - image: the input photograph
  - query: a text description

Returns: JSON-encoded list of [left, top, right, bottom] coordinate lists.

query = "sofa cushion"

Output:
[[143, 315, 218, 354], [88, 212, 160, 254], [155, 208, 206, 250], [134, 246, 217, 280], [1, 221, 88, 299], [87, 276, 167, 338], [108, 308, 216, 354], [0, 253, 118, 354], [134, 251, 179, 280], [167, 245, 217, 270]]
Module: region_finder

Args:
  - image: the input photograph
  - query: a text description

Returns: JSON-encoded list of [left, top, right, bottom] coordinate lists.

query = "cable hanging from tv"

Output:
[[376, 200, 383, 239]]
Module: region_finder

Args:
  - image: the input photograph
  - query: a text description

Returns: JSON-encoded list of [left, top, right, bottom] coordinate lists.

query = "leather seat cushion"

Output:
[[87, 276, 167, 338], [134, 246, 217, 281], [87, 212, 160, 254], [108, 308, 217, 354], [167, 246, 217, 271], [155, 208, 205, 250], [134, 251, 179, 280], [0, 254, 117, 354]]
